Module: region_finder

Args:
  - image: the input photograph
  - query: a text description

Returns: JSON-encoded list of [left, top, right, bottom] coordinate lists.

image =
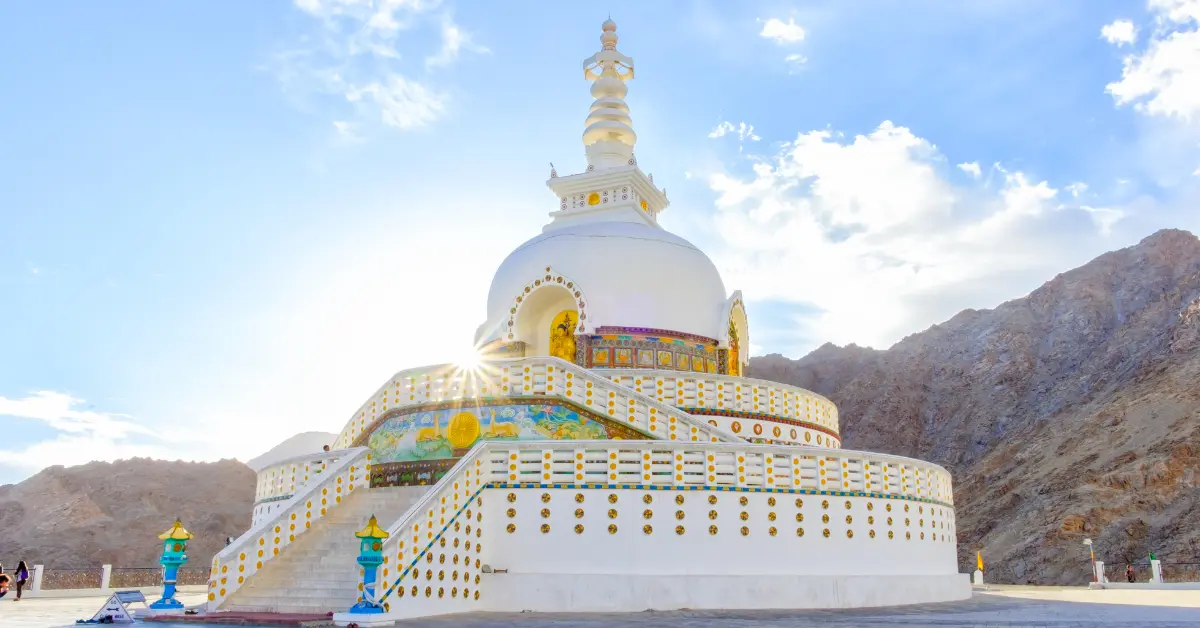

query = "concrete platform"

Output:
[[4, 587, 1200, 627]]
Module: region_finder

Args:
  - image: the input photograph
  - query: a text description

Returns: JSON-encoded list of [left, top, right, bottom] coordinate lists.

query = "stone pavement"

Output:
[[0, 593, 209, 628], [1, 587, 1198, 627]]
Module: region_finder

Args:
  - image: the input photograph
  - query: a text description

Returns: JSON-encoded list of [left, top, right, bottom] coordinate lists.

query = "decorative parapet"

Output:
[[332, 438, 955, 625], [603, 370, 839, 437], [331, 357, 746, 451], [208, 447, 371, 611]]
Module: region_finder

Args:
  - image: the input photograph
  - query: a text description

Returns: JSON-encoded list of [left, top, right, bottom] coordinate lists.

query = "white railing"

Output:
[[253, 448, 358, 503], [208, 447, 371, 611], [367, 438, 954, 617], [603, 369, 839, 435], [331, 357, 745, 450]]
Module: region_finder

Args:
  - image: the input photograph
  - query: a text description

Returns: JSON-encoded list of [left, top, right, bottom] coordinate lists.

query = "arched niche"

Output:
[[514, 286, 580, 360], [718, 291, 749, 376], [501, 267, 590, 363]]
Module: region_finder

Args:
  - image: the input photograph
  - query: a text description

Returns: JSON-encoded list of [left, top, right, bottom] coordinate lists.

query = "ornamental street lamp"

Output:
[[349, 514, 389, 616], [150, 519, 193, 610]]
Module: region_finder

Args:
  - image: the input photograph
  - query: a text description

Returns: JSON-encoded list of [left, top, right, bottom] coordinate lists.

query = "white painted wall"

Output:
[[484, 488, 957, 578], [483, 573, 971, 612]]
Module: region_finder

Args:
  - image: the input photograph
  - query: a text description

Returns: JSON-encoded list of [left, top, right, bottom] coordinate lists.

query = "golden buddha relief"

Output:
[[549, 309, 578, 362], [727, 317, 741, 377]]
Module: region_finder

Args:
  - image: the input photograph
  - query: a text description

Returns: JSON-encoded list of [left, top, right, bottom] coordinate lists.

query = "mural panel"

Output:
[[367, 402, 649, 487]]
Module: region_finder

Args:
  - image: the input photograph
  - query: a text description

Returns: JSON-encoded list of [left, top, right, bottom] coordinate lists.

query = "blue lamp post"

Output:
[[349, 515, 389, 615], [149, 519, 193, 610]]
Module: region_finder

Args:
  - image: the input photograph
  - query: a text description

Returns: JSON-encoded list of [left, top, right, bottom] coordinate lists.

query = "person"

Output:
[[13, 560, 28, 601], [0, 571, 10, 600], [1126, 564, 1136, 583]]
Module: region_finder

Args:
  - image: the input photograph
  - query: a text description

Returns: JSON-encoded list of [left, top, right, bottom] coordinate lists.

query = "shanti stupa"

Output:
[[209, 20, 969, 625]]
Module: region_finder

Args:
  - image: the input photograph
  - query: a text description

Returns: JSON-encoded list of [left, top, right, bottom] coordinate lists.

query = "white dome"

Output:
[[480, 221, 729, 344]]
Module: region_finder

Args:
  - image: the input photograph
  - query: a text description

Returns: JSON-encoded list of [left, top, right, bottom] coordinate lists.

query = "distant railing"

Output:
[[107, 567, 210, 588], [40, 568, 102, 590], [1163, 562, 1200, 583], [1102, 559, 1200, 584], [21, 566, 213, 591]]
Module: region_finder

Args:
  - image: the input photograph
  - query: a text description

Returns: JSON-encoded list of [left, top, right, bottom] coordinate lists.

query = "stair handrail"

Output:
[[207, 446, 371, 611], [603, 368, 841, 435], [373, 441, 494, 605], [332, 357, 747, 450], [535, 357, 743, 444]]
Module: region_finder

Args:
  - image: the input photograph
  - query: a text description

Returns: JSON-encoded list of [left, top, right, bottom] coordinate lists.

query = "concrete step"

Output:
[[235, 588, 359, 601], [246, 576, 359, 588], [222, 484, 430, 613]]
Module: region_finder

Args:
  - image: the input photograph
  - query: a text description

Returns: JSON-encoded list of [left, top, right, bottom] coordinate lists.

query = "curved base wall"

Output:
[[485, 573, 972, 612]]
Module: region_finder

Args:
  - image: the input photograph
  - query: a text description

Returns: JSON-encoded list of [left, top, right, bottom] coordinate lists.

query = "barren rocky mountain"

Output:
[[0, 458, 254, 569], [751, 228, 1200, 585]]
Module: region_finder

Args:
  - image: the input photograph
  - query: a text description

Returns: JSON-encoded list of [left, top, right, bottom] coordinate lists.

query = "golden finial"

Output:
[[355, 515, 390, 539], [158, 519, 194, 541]]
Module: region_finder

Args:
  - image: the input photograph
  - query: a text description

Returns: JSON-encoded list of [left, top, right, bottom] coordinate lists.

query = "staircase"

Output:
[[222, 485, 426, 614]]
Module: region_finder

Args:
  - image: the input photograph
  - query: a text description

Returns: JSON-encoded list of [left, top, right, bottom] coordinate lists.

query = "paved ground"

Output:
[[3, 587, 1198, 627]]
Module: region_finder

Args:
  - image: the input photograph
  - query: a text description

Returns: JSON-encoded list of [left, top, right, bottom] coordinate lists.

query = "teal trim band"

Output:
[[253, 494, 294, 507]]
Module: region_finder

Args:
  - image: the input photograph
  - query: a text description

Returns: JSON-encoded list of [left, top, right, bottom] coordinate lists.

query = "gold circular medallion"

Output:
[[447, 412, 481, 449]]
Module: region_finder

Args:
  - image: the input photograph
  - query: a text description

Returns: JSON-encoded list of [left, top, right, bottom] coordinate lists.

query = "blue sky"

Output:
[[2, 0, 1198, 483]]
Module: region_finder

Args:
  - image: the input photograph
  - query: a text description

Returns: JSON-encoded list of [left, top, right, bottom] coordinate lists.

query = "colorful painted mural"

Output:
[[366, 401, 649, 486]]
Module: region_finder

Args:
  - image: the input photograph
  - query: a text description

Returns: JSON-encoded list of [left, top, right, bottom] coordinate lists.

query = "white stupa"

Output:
[[209, 20, 968, 625]]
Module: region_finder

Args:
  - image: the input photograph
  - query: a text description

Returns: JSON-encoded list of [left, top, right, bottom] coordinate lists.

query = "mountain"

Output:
[[750, 228, 1200, 584], [246, 431, 337, 471], [0, 458, 254, 569]]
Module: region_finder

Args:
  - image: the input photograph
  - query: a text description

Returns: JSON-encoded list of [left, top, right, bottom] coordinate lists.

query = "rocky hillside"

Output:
[[0, 458, 254, 569], [751, 228, 1200, 585]]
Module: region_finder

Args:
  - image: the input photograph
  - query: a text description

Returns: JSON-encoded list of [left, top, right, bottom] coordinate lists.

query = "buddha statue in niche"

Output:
[[549, 310, 578, 362]]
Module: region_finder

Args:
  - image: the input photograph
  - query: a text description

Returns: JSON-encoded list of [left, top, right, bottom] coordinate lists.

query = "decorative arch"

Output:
[[504, 266, 593, 343], [718, 291, 749, 377]]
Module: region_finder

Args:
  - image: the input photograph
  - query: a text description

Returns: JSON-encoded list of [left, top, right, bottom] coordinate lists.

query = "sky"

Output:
[[2, 0, 1199, 484]]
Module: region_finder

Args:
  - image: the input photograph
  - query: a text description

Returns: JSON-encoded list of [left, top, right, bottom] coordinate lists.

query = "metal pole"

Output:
[[1090, 547, 1097, 583]]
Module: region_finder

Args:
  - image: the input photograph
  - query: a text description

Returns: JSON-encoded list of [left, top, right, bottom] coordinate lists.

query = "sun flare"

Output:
[[455, 346, 482, 371]]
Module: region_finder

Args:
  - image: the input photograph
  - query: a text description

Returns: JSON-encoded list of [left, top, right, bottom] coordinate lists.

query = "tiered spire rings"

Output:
[[582, 19, 637, 169]]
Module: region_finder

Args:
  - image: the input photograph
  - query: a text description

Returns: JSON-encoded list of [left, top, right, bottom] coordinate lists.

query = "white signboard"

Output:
[[87, 595, 141, 624]]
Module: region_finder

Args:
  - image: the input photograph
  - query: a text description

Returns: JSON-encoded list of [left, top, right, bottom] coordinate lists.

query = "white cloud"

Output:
[[1065, 182, 1089, 197], [1102, 19, 1138, 46], [957, 161, 982, 178], [760, 17, 806, 44], [345, 75, 445, 129], [425, 13, 490, 69], [707, 121, 1113, 350], [276, 0, 481, 134], [0, 391, 149, 438], [1080, 205, 1126, 235], [0, 392, 217, 478], [1105, 0, 1200, 119], [784, 53, 808, 68], [709, 121, 761, 141]]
